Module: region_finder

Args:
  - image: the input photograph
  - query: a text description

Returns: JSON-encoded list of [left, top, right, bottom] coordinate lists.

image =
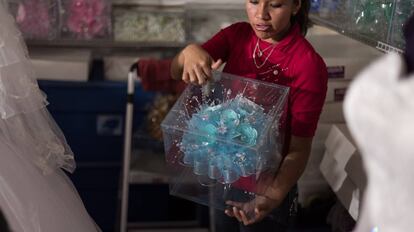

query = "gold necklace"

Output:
[[256, 39, 275, 57], [253, 38, 276, 69]]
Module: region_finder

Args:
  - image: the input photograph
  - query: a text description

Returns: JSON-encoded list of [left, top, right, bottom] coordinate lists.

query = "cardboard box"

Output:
[[320, 151, 348, 192], [320, 124, 366, 220], [320, 151, 360, 220], [324, 124, 357, 170], [30, 49, 91, 81]]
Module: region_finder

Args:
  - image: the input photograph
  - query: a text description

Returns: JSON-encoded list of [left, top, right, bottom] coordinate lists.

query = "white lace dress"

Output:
[[0, 2, 100, 231]]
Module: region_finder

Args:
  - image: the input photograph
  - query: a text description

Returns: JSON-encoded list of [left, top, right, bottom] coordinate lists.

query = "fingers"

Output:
[[182, 59, 223, 85], [194, 65, 208, 85], [225, 201, 244, 223], [211, 59, 223, 70], [225, 200, 268, 226], [232, 207, 244, 223], [205, 59, 222, 80], [239, 207, 266, 225], [224, 207, 243, 223], [250, 207, 265, 224], [189, 69, 198, 84], [179, 44, 221, 85], [238, 209, 250, 225], [224, 208, 234, 217], [229, 206, 259, 226], [182, 64, 209, 85], [225, 201, 253, 225], [202, 65, 212, 83], [182, 71, 190, 84]]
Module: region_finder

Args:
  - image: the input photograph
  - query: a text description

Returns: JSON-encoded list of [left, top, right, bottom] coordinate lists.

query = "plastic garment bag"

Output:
[[344, 53, 414, 232], [0, 2, 100, 231]]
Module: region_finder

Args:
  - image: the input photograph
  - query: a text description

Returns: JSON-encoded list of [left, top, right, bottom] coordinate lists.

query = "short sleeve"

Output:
[[138, 59, 187, 94], [290, 52, 328, 137]]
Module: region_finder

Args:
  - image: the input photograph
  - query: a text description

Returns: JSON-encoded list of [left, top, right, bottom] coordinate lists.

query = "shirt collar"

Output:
[[259, 23, 301, 54]]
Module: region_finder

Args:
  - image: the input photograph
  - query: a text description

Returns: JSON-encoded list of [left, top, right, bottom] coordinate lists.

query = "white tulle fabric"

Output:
[[0, 2, 100, 231], [0, 135, 100, 232], [344, 53, 414, 232], [0, 2, 75, 174]]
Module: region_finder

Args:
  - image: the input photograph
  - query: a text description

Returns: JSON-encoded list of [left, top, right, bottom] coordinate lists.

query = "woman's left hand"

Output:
[[224, 195, 282, 225]]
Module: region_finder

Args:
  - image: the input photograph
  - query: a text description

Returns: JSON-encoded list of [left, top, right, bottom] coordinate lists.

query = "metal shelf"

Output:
[[26, 39, 184, 58], [376, 41, 403, 54], [310, 14, 403, 55], [26, 39, 185, 49]]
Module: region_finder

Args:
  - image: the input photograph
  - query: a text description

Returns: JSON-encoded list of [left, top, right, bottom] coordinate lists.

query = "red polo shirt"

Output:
[[202, 22, 327, 140], [202, 22, 327, 192]]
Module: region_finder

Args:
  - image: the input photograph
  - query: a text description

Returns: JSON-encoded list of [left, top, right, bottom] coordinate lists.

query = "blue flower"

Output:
[[221, 109, 240, 127], [238, 123, 258, 146], [180, 95, 267, 184]]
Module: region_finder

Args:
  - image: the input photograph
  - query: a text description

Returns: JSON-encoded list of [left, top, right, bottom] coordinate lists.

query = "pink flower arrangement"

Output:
[[66, 0, 110, 39], [16, 0, 53, 39]]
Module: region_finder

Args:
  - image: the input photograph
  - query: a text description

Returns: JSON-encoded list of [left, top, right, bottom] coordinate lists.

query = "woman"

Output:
[[171, 0, 328, 231]]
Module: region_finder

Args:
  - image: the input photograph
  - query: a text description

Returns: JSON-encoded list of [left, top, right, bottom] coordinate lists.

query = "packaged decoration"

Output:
[[161, 71, 289, 217], [113, 6, 185, 42], [60, 0, 112, 40], [8, 0, 59, 40], [312, 0, 352, 26], [353, 0, 394, 42], [146, 94, 179, 141], [185, 4, 246, 43]]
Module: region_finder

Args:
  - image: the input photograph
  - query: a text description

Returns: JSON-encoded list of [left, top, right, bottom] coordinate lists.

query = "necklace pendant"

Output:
[[258, 51, 262, 57]]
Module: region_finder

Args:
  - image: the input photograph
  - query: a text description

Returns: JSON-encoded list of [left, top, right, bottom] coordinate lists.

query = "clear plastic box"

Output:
[[161, 71, 289, 217], [351, 0, 394, 42], [60, 0, 112, 40], [113, 5, 185, 42], [7, 0, 59, 40], [185, 3, 247, 43]]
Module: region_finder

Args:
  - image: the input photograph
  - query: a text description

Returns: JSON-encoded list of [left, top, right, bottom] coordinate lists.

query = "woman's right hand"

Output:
[[179, 44, 223, 85]]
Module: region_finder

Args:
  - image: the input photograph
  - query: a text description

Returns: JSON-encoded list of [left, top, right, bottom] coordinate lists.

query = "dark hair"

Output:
[[403, 13, 414, 75], [291, 0, 311, 36]]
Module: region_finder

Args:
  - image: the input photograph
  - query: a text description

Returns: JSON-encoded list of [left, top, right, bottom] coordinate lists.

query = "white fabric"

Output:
[[0, 1, 74, 173], [0, 136, 100, 232], [344, 53, 414, 232], [0, 2, 100, 231]]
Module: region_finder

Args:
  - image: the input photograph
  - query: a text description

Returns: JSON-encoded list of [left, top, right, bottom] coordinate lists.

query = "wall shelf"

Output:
[[310, 14, 404, 55], [310, 0, 414, 54]]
